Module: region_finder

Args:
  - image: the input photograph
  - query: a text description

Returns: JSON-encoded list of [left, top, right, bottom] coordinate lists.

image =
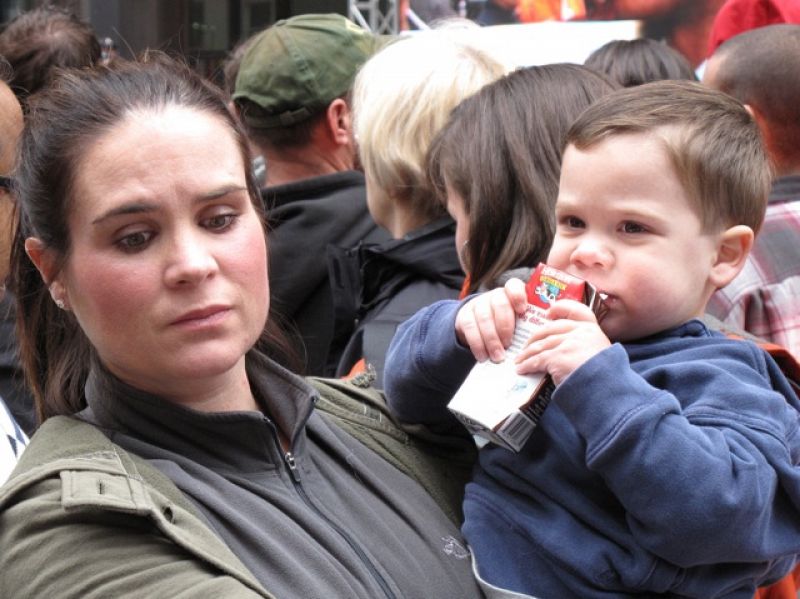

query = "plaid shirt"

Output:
[[707, 176, 800, 360]]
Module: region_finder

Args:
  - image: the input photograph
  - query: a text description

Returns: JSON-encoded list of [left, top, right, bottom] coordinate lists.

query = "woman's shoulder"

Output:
[[7, 415, 110, 476], [1, 415, 190, 512], [0, 416, 270, 598], [309, 376, 477, 525]]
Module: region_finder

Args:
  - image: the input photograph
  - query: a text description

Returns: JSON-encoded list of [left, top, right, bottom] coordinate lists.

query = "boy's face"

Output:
[[548, 133, 723, 342]]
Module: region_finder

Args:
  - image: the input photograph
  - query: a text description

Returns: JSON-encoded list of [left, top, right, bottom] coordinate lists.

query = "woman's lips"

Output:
[[170, 305, 231, 327]]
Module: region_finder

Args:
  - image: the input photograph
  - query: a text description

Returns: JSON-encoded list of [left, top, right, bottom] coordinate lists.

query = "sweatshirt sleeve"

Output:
[[384, 300, 475, 429], [553, 342, 800, 567]]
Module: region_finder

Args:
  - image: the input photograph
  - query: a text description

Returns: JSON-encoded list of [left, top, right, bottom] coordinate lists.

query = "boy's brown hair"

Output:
[[566, 80, 771, 234]]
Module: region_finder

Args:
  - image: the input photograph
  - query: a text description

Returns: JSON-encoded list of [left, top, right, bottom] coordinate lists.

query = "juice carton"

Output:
[[447, 263, 606, 452]]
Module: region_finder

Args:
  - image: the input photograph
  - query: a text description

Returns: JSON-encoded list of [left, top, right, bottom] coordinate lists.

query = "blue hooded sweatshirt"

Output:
[[385, 299, 800, 599]]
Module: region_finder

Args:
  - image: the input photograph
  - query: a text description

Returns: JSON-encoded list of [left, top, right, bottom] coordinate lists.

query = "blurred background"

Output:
[[0, 0, 723, 82]]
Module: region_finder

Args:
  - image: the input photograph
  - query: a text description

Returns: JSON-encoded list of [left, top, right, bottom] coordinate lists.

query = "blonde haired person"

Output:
[[328, 30, 513, 386]]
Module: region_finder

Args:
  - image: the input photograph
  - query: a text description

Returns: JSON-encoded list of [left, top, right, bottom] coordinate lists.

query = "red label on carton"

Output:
[[526, 263, 607, 318]]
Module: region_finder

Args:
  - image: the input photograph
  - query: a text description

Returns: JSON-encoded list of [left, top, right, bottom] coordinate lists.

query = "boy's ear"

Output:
[[709, 225, 753, 289]]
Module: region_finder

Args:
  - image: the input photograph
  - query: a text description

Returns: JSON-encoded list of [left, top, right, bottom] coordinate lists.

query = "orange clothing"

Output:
[[756, 566, 800, 599], [517, 0, 585, 23]]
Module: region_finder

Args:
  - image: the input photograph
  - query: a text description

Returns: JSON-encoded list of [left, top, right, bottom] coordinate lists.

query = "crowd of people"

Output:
[[0, 1, 799, 598]]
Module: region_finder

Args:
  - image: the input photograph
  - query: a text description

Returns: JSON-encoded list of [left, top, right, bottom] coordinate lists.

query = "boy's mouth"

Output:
[[601, 293, 620, 308]]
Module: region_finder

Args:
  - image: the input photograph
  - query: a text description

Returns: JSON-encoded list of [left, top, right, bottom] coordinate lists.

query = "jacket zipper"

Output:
[[268, 420, 397, 599]]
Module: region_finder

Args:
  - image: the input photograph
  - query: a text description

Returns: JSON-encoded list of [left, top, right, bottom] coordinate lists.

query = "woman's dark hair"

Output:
[[0, 5, 101, 106], [584, 38, 697, 88], [10, 52, 295, 422], [427, 63, 618, 294]]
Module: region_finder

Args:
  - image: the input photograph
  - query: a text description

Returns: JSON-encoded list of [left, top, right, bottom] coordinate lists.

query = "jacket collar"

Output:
[[261, 170, 364, 209], [78, 351, 318, 471]]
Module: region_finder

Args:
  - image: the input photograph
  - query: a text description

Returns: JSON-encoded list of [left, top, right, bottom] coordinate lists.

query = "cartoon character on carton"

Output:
[[534, 280, 562, 305]]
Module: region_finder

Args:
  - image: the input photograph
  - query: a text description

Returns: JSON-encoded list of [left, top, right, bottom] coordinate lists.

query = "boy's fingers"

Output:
[[518, 330, 563, 362], [491, 290, 517, 347], [456, 302, 489, 362], [525, 318, 577, 345], [474, 302, 505, 362], [504, 277, 529, 314], [547, 299, 597, 322], [458, 317, 489, 362], [468, 336, 490, 363]]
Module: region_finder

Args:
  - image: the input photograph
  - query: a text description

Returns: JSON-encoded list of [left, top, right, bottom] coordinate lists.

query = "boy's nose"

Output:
[[570, 237, 612, 269]]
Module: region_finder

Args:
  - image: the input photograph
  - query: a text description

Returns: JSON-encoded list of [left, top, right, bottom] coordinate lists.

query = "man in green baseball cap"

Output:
[[234, 13, 382, 132], [232, 13, 390, 377]]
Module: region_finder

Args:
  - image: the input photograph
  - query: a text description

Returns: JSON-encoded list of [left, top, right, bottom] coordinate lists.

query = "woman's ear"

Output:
[[709, 225, 753, 290], [24, 237, 68, 307], [24, 237, 56, 283]]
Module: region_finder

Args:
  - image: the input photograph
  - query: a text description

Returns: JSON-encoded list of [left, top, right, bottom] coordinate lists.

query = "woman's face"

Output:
[[50, 106, 269, 401]]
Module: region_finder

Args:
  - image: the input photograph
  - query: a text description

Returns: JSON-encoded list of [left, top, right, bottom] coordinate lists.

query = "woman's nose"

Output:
[[164, 232, 218, 287]]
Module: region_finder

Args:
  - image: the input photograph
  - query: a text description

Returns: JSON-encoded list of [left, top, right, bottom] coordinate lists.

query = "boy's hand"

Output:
[[455, 278, 528, 363], [515, 299, 611, 386]]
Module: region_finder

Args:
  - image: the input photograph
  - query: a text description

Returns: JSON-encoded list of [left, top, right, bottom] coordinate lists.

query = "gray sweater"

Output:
[[78, 352, 480, 599]]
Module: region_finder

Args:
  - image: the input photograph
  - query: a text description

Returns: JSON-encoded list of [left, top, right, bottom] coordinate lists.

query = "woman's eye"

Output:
[[203, 213, 237, 231], [621, 221, 646, 234], [116, 230, 153, 252]]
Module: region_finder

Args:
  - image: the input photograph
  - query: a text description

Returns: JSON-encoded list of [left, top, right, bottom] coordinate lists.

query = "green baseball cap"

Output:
[[233, 14, 381, 128]]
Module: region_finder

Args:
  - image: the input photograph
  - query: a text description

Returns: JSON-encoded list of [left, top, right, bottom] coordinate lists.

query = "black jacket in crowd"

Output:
[[262, 171, 390, 376], [328, 217, 464, 387]]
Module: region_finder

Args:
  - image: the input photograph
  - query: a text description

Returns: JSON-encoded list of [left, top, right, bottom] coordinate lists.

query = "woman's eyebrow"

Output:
[[91, 201, 157, 225], [91, 184, 248, 226], [196, 183, 248, 202]]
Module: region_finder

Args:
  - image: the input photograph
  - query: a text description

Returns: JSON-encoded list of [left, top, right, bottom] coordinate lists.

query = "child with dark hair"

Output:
[[585, 37, 698, 87], [385, 80, 800, 598], [426, 63, 618, 295]]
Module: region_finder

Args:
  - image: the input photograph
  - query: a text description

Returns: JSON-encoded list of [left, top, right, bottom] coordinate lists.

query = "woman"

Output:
[[426, 63, 618, 295], [0, 55, 479, 598], [328, 30, 513, 387]]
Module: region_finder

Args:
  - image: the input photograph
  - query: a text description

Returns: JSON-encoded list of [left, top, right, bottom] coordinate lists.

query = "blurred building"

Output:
[[0, 0, 350, 81]]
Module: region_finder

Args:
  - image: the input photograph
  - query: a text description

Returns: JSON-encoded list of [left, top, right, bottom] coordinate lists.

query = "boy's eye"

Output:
[[203, 213, 237, 231], [559, 215, 585, 229], [116, 230, 154, 253], [621, 221, 647, 234]]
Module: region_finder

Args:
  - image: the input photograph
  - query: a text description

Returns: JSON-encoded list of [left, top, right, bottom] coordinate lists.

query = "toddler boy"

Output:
[[384, 81, 800, 598]]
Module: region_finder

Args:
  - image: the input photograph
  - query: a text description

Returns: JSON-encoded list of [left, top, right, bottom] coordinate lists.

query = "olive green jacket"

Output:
[[0, 377, 476, 598]]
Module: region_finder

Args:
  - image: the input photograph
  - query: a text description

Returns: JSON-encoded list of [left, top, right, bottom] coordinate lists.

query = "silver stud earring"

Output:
[[54, 298, 65, 310]]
